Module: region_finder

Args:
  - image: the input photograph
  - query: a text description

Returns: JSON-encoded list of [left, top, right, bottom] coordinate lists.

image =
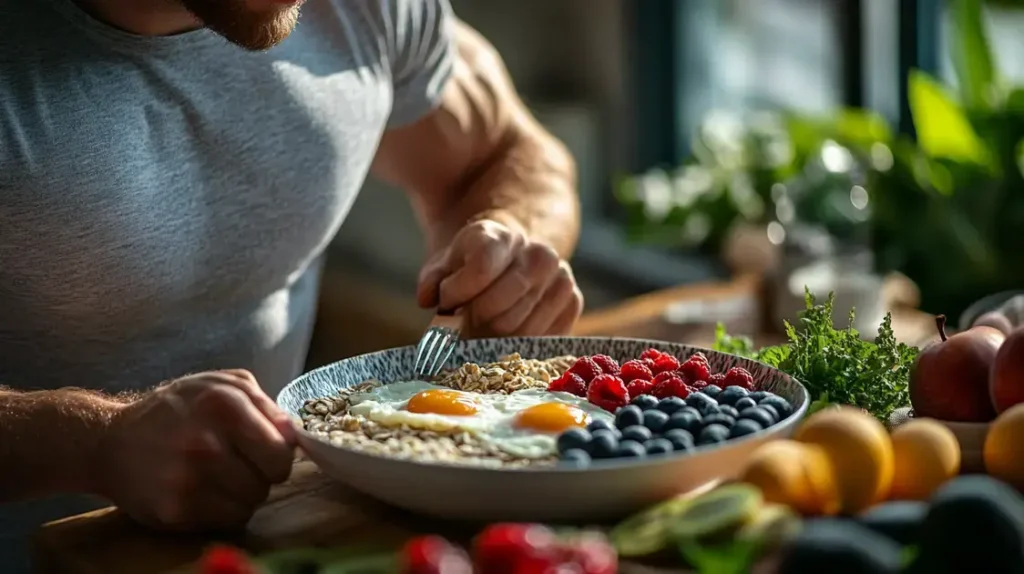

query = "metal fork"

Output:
[[413, 309, 463, 380]]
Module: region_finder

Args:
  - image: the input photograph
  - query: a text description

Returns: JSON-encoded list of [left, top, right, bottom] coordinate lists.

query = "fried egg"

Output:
[[346, 382, 613, 459]]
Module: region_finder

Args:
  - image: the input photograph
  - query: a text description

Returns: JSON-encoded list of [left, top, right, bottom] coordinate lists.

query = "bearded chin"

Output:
[[180, 0, 300, 51]]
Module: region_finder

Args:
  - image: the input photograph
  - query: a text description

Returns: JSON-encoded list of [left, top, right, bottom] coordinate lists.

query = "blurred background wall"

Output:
[[310, 0, 1024, 363]]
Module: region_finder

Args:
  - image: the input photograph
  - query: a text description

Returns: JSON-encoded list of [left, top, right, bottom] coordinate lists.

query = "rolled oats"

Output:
[[301, 355, 574, 468]]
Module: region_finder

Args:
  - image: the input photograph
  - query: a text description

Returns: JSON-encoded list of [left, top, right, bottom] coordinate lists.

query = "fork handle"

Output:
[[430, 308, 463, 331]]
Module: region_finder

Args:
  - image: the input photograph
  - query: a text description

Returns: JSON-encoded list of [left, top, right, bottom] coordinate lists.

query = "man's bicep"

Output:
[[371, 20, 522, 206]]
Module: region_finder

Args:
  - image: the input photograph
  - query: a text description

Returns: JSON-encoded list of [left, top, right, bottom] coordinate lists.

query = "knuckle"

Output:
[[195, 385, 246, 415]]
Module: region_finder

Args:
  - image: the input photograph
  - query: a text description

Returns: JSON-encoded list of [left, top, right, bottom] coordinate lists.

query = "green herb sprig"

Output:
[[714, 289, 918, 421]]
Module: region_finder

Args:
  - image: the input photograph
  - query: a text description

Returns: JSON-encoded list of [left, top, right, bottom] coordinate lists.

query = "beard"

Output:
[[179, 0, 301, 51]]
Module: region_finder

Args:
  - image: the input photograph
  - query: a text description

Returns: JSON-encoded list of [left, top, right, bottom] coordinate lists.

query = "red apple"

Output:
[[910, 315, 1003, 422], [991, 327, 1024, 413]]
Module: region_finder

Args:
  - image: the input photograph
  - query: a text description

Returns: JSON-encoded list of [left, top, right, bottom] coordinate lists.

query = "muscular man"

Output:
[[0, 0, 581, 568]]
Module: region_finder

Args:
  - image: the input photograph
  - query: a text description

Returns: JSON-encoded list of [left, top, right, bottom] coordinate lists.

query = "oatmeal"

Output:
[[301, 353, 581, 468]]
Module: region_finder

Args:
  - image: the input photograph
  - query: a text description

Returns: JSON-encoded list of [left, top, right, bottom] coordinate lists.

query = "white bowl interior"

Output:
[[278, 336, 809, 522]]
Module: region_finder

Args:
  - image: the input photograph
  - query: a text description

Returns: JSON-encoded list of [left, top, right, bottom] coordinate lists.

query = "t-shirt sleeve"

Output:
[[385, 0, 455, 128]]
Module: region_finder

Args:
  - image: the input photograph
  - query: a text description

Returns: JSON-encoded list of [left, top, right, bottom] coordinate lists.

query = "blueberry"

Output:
[[729, 419, 763, 438], [643, 409, 670, 434], [616, 440, 647, 458], [698, 424, 730, 445], [739, 407, 775, 428], [643, 438, 675, 456], [657, 396, 687, 415], [700, 403, 722, 416], [702, 385, 723, 399], [559, 448, 591, 467], [759, 404, 780, 422], [631, 394, 659, 410], [589, 430, 619, 458], [716, 386, 748, 406], [734, 397, 758, 411], [702, 413, 736, 428], [615, 405, 644, 429], [587, 419, 615, 433], [719, 405, 740, 419], [663, 428, 695, 451], [760, 396, 793, 419], [749, 391, 771, 403], [666, 411, 702, 434], [679, 406, 703, 419], [556, 428, 592, 453], [621, 425, 653, 443], [686, 392, 715, 410]]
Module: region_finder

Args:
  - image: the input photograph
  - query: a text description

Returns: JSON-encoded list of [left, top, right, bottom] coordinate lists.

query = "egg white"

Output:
[[345, 382, 614, 459]]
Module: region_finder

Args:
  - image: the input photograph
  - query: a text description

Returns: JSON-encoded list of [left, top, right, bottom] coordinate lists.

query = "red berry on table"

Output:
[[586, 374, 630, 412], [640, 348, 664, 361], [548, 372, 588, 397], [474, 523, 557, 574], [591, 354, 621, 375], [619, 360, 654, 383], [401, 535, 472, 574], [198, 545, 258, 574], [652, 374, 690, 400], [651, 353, 681, 374], [567, 356, 603, 383], [723, 367, 755, 390], [707, 372, 726, 386], [625, 379, 655, 397], [679, 354, 712, 382], [689, 379, 708, 391]]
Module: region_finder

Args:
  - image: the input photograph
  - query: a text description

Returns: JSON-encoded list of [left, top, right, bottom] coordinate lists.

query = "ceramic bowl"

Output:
[[276, 337, 809, 523], [958, 290, 1024, 331]]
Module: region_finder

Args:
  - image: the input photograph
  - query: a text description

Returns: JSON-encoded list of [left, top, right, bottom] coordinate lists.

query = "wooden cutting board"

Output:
[[34, 460, 693, 574]]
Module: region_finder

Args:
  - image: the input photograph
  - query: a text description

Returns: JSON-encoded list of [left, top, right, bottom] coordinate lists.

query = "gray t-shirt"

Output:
[[0, 0, 453, 569]]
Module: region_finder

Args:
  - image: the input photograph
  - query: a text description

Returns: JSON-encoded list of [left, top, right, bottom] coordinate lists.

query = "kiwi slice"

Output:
[[736, 503, 803, 550], [609, 495, 697, 557], [670, 483, 763, 543]]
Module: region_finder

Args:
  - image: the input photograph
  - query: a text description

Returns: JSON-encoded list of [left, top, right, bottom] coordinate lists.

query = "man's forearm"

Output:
[[0, 387, 127, 501], [448, 127, 579, 258]]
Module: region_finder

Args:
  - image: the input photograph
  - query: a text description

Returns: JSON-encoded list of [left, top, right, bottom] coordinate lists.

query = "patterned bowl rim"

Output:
[[279, 336, 810, 474]]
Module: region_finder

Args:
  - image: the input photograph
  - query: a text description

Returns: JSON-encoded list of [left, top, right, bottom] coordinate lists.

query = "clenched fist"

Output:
[[94, 370, 296, 531], [417, 219, 584, 336]]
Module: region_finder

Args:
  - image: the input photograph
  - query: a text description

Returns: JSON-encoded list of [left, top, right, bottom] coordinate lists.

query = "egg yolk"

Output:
[[514, 402, 591, 433], [406, 389, 479, 416]]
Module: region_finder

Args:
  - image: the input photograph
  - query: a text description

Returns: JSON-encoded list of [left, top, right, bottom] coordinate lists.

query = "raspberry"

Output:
[[689, 379, 708, 391], [650, 353, 681, 374], [652, 374, 690, 400], [474, 524, 557, 574], [401, 535, 473, 574], [707, 373, 726, 386], [679, 353, 711, 382], [619, 360, 654, 383], [586, 374, 630, 412], [652, 371, 678, 385], [567, 357, 603, 383], [625, 379, 654, 397], [591, 354, 621, 375], [548, 372, 587, 397], [199, 546, 258, 574], [723, 367, 755, 390], [640, 348, 664, 362]]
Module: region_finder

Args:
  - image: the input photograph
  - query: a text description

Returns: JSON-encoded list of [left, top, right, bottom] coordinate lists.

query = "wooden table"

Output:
[[33, 275, 936, 573]]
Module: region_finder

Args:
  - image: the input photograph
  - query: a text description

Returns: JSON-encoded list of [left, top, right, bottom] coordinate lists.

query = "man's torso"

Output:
[[0, 0, 401, 396]]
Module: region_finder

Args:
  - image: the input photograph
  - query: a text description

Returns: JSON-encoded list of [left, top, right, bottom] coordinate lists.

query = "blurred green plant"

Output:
[[616, 0, 1024, 318]]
